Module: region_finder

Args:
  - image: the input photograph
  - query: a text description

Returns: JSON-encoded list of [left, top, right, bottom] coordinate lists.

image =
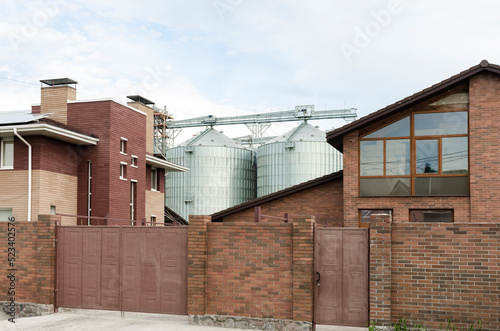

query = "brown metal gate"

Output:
[[314, 227, 369, 327], [56, 226, 188, 315]]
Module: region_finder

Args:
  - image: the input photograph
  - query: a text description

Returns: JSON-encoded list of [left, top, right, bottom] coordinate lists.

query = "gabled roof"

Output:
[[326, 60, 500, 151], [211, 170, 343, 221]]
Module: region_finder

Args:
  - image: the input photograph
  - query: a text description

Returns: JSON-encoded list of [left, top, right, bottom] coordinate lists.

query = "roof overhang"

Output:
[[146, 154, 189, 172], [0, 123, 99, 145], [211, 170, 343, 221], [326, 60, 500, 151]]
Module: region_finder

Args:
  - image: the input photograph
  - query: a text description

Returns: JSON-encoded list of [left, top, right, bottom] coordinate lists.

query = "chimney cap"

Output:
[[127, 95, 155, 105], [40, 78, 78, 87]]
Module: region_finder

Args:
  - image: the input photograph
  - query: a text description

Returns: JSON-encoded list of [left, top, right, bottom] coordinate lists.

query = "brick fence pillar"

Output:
[[292, 216, 315, 322], [369, 214, 392, 325], [187, 215, 210, 315], [36, 214, 59, 305]]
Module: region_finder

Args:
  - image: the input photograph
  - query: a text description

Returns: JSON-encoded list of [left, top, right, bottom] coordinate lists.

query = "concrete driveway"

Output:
[[0, 309, 367, 331]]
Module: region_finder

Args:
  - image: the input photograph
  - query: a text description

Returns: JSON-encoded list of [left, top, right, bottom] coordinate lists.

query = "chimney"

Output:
[[40, 78, 77, 125], [127, 95, 155, 154]]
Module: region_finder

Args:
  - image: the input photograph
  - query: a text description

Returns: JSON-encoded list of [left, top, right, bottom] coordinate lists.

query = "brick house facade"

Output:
[[207, 61, 500, 329], [0, 78, 187, 224]]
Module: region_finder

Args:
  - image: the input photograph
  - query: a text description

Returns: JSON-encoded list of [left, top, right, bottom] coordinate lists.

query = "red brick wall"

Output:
[[13, 136, 79, 177], [469, 73, 500, 221], [370, 219, 500, 330], [219, 178, 343, 227], [207, 222, 293, 319], [188, 215, 315, 322], [0, 215, 58, 305], [68, 100, 147, 221]]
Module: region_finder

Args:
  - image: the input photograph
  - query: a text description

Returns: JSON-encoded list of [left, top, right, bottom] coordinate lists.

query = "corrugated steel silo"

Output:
[[165, 128, 256, 220], [257, 122, 342, 197]]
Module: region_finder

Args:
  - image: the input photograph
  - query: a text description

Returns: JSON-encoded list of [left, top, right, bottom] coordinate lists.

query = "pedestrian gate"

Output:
[[314, 227, 369, 327], [56, 226, 188, 315]]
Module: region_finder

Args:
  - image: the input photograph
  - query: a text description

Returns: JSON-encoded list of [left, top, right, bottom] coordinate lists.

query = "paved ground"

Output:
[[0, 309, 368, 331]]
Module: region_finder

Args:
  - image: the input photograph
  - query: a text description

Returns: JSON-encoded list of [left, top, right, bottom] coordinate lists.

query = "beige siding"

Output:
[[0, 170, 77, 224], [146, 189, 164, 225]]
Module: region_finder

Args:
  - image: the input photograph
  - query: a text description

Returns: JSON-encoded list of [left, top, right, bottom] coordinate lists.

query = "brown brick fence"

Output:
[[187, 215, 315, 330], [370, 215, 500, 330]]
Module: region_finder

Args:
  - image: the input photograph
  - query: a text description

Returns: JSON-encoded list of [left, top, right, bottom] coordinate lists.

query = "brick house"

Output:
[[0, 78, 187, 225], [206, 61, 500, 329]]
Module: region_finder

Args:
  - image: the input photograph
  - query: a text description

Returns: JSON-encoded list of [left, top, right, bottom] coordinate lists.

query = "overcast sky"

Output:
[[1, 0, 499, 143]]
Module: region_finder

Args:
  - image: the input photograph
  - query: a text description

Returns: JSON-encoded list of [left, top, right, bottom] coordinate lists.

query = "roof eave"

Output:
[[211, 170, 343, 221], [146, 154, 189, 172], [326, 62, 500, 150], [0, 123, 99, 145]]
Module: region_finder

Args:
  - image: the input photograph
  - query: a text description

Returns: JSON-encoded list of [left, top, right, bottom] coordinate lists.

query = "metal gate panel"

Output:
[[342, 230, 369, 326], [101, 228, 120, 310], [57, 226, 188, 315], [82, 228, 101, 308], [121, 228, 142, 312], [314, 227, 368, 327]]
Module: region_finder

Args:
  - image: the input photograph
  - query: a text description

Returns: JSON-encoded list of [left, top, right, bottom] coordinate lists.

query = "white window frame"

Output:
[[120, 162, 127, 180], [120, 137, 128, 155], [131, 155, 138, 168], [1, 137, 14, 170], [151, 167, 158, 191]]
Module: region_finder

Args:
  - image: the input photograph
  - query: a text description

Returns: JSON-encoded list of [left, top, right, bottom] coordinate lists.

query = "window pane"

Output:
[[411, 210, 453, 222], [415, 111, 467, 136], [360, 178, 410, 196], [416, 140, 438, 174], [360, 140, 383, 176], [386, 139, 410, 175], [442, 137, 468, 174], [415, 177, 468, 196], [2, 140, 14, 167], [0, 209, 13, 222], [364, 116, 410, 138], [360, 209, 392, 228]]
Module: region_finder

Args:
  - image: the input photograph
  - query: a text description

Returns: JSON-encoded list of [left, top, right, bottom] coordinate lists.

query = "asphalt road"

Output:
[[0, 309, 368, 331]]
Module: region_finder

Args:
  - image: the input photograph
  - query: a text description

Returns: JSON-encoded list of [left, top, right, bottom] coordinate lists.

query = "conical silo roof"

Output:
[[267, 122, 326, 144], [179, 127, 248, 149]]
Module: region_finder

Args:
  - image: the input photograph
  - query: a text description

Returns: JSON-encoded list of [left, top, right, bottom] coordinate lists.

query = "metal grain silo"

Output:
[[165, 128, 256, 220], [257, 122, 342, 197]]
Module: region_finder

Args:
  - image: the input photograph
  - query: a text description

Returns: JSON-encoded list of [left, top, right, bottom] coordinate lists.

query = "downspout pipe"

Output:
[[13, 128, 32, 222]]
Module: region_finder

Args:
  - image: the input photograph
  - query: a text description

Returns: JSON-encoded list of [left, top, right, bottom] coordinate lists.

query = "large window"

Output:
[[1, 137, 14, 169], [360, 111, 468, 196]]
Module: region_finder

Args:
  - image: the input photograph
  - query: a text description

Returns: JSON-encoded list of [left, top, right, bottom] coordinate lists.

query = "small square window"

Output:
[[120, 138, 127, 154], [359, 209, 392, 228], [410, 209, 453, 222], [120, 163, 127, 180], [0, 208, 13, 222], [131, 155, 138, 167]]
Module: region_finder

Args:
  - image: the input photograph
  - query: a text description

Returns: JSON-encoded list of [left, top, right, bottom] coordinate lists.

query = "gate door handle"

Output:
[[316, 271, 320, 283]]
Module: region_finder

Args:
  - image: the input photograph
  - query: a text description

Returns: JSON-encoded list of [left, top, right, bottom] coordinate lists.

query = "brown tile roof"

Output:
[[326, 60, 500, 151], [211, 170, 343, 221]]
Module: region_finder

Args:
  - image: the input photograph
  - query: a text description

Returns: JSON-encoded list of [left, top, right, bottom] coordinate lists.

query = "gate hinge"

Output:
[[54, 239, 58, 246], [54, 288, 58, 294]]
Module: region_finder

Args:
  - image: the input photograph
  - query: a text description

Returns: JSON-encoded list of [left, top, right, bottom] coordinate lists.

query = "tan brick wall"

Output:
[[145, 189, 164, 225], [40, 86, 76, 125], [370, 219, 500, 330], [0, 170, 77, 224], [0, 215, 58, 305], [128, 101, 154, 154]]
